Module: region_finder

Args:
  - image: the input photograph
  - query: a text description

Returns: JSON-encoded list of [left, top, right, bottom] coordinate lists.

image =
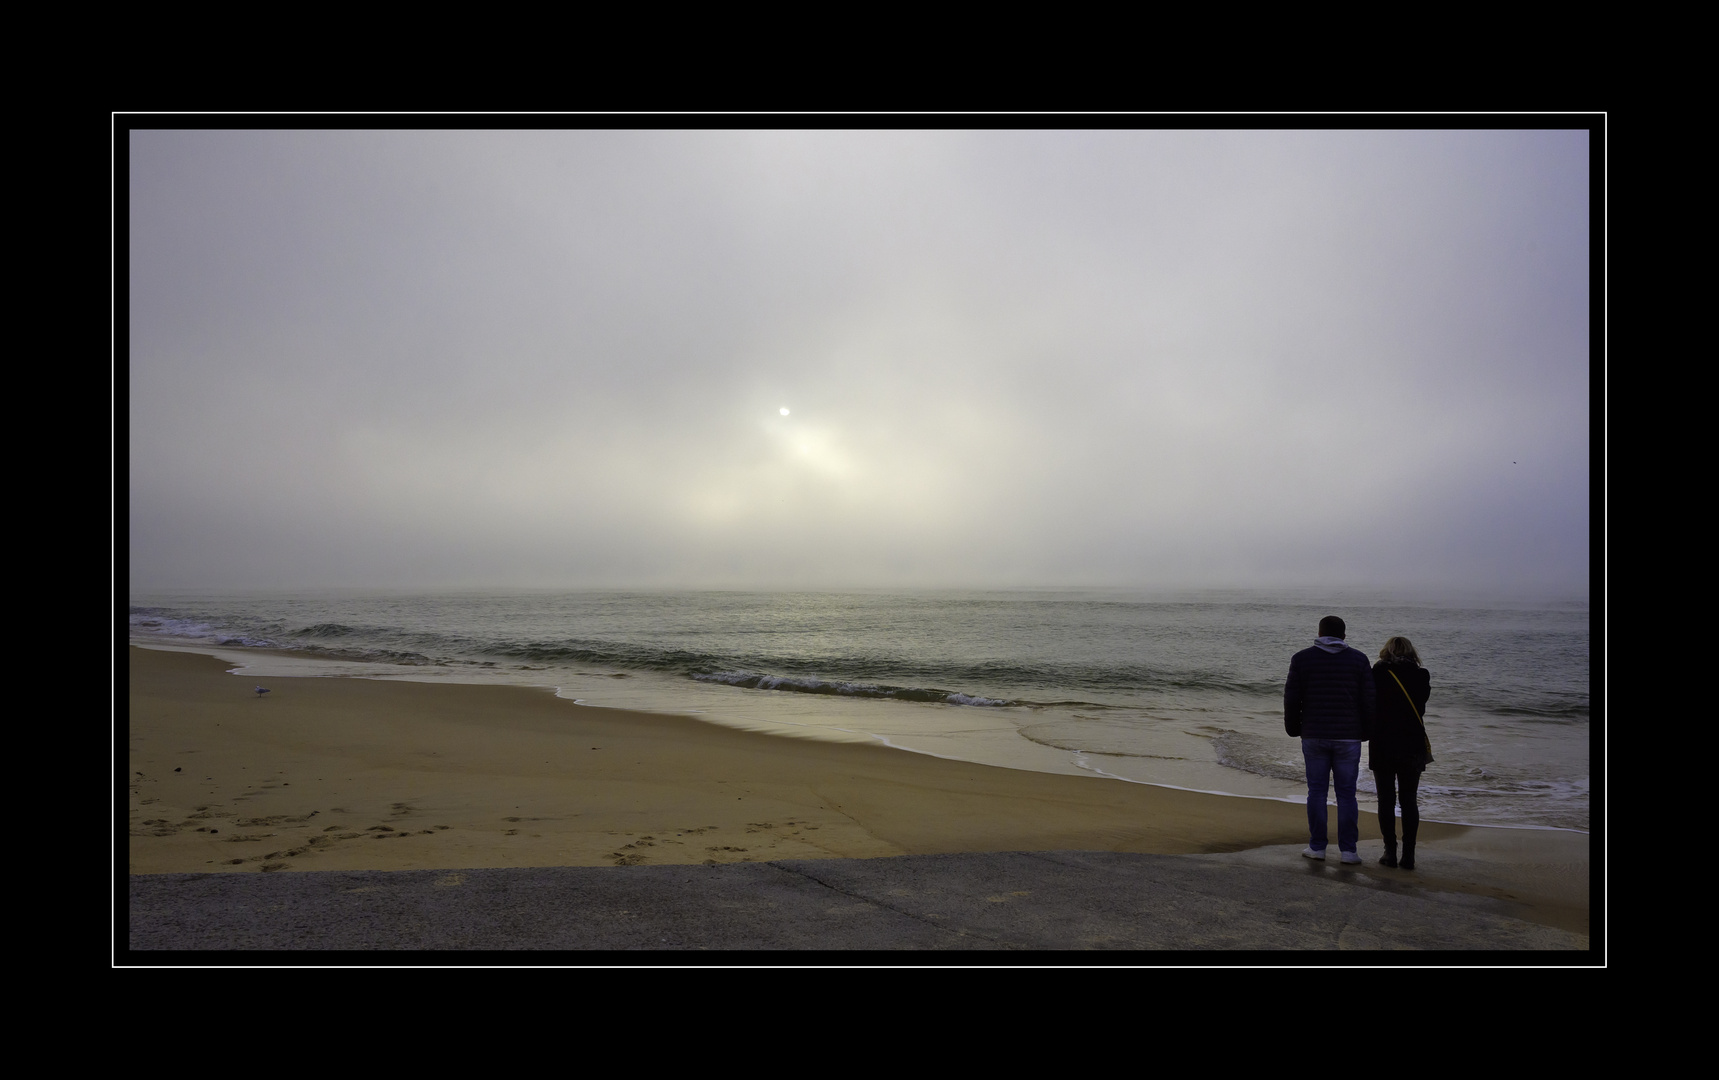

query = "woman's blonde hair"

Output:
[[1378, 636, 1421, 665]]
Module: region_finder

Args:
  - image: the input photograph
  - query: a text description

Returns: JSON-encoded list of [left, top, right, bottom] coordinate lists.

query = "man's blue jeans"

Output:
[[1302, 738, 1361, 853]]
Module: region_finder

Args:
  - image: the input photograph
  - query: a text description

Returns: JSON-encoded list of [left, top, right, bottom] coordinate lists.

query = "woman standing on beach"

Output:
[[1371, 637, 1432, 870]]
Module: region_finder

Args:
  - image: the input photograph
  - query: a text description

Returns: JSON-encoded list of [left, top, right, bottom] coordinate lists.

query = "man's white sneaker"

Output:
[[1340, 851, 1362, 864], [1302, 847, 1326, 860]]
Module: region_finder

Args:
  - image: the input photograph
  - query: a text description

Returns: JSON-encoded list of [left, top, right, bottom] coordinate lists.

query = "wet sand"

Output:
[[124, 646, 1591, 940]]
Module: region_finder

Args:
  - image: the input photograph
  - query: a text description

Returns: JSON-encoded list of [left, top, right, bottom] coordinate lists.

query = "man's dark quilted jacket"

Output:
[[1284, 643, 1375, 740]]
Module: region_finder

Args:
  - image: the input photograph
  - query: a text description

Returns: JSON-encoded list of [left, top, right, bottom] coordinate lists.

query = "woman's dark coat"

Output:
[[1370, 660, 1431, 773]]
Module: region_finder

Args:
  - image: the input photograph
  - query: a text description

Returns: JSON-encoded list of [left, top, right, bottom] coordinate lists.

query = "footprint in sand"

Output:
[[235, 812, 319, 827]]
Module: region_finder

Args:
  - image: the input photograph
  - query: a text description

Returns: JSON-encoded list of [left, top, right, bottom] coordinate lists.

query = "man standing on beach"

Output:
[[1284, 615, 1374, 864]]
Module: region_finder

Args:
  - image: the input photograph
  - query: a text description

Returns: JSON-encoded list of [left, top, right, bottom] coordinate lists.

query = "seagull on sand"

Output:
[[254, 686, 271, 698]]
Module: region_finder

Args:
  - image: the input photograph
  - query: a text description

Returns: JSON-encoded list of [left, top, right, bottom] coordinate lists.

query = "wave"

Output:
[[456, 639, 1279, 701], [692, 671, 1017, 707], [294, 622, 365, 638], [1487, 705, 1590, 721]]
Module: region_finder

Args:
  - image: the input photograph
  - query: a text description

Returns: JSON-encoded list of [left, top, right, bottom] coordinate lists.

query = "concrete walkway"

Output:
[[125, 847, 1589, 957]]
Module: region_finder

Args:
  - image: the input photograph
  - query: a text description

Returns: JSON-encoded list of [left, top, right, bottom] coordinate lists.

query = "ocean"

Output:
[[126, 588, 1593, 832]]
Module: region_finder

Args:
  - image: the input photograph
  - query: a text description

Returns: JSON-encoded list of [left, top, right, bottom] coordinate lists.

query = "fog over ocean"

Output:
[[129, 130, 1592, 598]]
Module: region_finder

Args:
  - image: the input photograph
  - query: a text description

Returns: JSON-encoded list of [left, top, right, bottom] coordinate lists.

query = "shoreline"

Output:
[[125, 646, 1591, 938], [132, 640, 1588, 837]]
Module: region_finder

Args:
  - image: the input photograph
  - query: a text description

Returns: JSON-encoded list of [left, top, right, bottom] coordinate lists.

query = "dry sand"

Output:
[[125, 646, 1590, 937]]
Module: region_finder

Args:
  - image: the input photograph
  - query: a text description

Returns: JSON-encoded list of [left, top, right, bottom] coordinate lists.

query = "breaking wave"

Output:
[[692, 670, 1017, 707]]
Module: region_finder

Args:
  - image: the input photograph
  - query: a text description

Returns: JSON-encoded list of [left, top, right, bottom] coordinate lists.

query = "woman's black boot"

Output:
[[1379, 841, 1397, 868], [1399, 841, 1415, 870]]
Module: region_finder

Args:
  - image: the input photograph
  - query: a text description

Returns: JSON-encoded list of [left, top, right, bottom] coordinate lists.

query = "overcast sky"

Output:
[[127, 128, 1592, 595]]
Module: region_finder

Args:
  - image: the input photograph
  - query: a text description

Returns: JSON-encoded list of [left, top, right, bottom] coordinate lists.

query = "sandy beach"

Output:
[[125, 646, 1591, 942]]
